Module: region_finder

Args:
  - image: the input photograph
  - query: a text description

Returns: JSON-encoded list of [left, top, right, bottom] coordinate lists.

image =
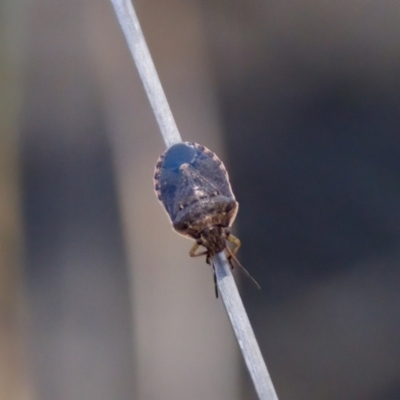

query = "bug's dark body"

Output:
[[154, 142, 238, 257]]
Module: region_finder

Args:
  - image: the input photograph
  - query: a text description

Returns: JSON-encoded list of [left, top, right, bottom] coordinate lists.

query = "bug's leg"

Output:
[[227, 234, 241, 257], [212, 263, 219, 298], [189, 242, 208, 257]]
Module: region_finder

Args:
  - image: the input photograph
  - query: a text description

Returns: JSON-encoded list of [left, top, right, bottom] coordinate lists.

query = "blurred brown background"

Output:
[[1, 1, 400, 399]]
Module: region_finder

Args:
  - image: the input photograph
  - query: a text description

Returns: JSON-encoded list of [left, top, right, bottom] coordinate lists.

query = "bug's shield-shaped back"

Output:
[[154, 142, 238, 237], [173, 163, 219, 214]]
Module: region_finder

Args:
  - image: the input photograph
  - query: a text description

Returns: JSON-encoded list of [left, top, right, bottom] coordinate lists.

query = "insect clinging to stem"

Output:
[[154, 141, 260, 297]]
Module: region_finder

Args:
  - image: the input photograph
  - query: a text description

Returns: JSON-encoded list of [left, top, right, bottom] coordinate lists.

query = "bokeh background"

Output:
[[1, 1, 400, 399]]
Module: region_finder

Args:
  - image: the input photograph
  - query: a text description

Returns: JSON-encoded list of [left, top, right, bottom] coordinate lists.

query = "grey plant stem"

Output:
[[110, 0, 181, 148], [214, 254, 278, 400], [110, 1, 279, 399]]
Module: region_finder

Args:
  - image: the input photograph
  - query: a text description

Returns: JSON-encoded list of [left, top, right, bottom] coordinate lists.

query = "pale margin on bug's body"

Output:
[[109, 1, 279, 399]]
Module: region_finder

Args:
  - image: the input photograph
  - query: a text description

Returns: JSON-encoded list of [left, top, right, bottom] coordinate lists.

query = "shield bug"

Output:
[[154, 141, 259, 296]]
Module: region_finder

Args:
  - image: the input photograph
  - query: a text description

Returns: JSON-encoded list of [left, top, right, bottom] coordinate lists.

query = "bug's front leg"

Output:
[[189, 242, 208, 258]]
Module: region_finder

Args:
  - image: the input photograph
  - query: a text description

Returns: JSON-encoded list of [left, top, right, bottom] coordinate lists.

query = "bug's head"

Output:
[[198, 226, 227, 257]]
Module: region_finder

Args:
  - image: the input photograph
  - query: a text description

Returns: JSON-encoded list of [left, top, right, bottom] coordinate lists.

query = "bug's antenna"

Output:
[[226, 247, 261, 290]]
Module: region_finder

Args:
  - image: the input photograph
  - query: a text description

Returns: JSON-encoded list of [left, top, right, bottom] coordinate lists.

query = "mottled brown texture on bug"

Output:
[[154, 141, 238, 259], [153, 142, 262, 296]]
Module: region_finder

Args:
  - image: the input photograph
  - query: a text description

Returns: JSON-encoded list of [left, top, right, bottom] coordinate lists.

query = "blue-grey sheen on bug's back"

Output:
[[154, 142, 259, 296], [154, 142, 237, 239], [156, 142, 234, 218]]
